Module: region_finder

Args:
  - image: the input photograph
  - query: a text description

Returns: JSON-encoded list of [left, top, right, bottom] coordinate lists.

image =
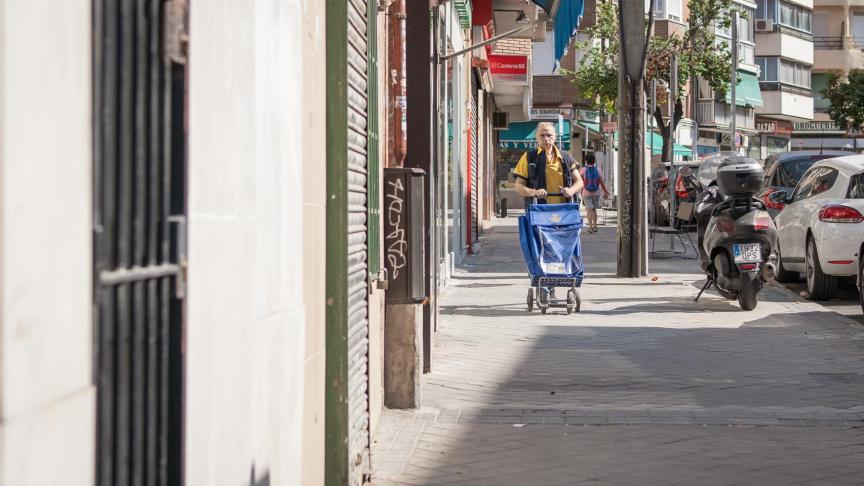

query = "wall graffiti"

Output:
[[385, 177, 407, 280]]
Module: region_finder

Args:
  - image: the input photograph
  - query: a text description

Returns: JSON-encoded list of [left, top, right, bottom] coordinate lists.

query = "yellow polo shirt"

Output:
[[513, 145, 567, 204]]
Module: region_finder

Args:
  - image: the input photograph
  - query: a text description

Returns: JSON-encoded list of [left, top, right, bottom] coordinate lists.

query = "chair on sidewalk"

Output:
[[649, 201, 697, 259]]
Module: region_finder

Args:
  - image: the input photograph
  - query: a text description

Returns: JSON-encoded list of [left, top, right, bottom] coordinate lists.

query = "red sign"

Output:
[[488, 54, 528, 75], [603, 122, 617, 133]]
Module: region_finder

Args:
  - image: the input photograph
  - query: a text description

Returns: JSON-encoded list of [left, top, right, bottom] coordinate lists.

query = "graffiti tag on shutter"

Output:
[[385, 177, 407, 280]]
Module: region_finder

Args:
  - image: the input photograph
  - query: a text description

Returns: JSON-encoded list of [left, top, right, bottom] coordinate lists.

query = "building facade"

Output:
[[794, 0, 864, 150], [754, 0, 816, 156]]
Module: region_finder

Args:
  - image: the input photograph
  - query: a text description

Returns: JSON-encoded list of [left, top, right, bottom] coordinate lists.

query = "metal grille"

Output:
[[469, 74, 479, 245], [93, 0, 186, 484], [347, 0, 371, 480]]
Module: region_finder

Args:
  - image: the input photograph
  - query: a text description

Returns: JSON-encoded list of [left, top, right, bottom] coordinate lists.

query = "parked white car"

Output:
[[770, 155, 864, 300]]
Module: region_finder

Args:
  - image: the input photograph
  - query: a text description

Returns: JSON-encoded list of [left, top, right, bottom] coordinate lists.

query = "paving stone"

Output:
[[369, 218, 864, 485]]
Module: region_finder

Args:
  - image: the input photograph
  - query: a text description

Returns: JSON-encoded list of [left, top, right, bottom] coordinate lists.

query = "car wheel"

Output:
[[858, 253, 864, 315], [775, 243, 799, 283], [806, 236, 838, 300]]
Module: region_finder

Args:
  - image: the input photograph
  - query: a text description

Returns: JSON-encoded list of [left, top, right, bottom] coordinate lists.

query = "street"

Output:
[[371, 213, 864, 486]]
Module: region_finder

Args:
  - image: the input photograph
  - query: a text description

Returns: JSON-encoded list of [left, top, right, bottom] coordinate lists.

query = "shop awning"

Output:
[[554, 0, 585, 70], [724, 71, 763, 107], [530, 0, 555, 14], [575, 120, 600, 134], [497, 120, 571, 150], [610, 129, 692, 156]]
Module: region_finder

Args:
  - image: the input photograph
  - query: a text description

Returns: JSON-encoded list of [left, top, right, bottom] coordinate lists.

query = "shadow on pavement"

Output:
[[397, 310, 864, 485]]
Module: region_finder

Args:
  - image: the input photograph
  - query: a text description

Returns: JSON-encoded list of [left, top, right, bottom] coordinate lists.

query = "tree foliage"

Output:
[[563, 0, 744, 159], [823, 70, 864, 133]]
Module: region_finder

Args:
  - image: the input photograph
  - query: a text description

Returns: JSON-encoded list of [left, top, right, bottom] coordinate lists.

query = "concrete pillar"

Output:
[[384, 304, 423, 409]]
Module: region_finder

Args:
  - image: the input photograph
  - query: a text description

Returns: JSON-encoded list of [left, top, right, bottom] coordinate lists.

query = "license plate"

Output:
[[733, 243, 762, 263]]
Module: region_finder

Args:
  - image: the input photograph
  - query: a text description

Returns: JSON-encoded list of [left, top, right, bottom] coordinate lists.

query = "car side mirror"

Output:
[[768, 190, 789, 204]]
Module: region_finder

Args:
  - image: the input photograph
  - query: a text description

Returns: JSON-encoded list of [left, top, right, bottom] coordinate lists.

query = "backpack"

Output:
[[584, 165, 601, 192]]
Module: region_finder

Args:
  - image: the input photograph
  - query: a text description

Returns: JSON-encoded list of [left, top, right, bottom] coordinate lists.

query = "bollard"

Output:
[[499, 198, 508, 218]]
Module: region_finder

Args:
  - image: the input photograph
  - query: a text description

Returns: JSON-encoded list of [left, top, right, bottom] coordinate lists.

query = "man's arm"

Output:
[[560, 168, 583, 199], [515, 178, 546, 198]]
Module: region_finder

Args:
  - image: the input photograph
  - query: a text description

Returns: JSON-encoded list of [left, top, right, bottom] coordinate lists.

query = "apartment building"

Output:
[[754, 0, 816, 156], [796, 0, 864, 150], [694, 1, 764, 155]]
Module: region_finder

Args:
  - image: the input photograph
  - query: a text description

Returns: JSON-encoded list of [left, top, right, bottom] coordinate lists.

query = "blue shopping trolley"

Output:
[[518, 195, 584, 314]]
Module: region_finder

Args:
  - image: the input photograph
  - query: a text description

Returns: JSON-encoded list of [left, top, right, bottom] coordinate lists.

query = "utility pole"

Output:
[[730, 11, 739, 153], [667, 55, 677, 225], [617, 0, 652, 277]]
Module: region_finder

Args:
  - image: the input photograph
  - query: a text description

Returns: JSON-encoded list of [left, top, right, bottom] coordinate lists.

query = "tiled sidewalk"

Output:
[[370, 216, 864, 486]]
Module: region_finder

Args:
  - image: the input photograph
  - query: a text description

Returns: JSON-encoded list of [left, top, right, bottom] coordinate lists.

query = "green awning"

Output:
[[612, 130, 692, 156], [497, 120, 571, 150], [575, 120, 600, 134], [724, 71, 763, 107]]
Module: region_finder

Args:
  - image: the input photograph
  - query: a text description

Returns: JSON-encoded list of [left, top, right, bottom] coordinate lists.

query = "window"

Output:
[[755, 57, 810, 87], [811, 73, 830, 111], [653, 0, 682, 21], [779, 1, 812, 33], [792, 167, 822, 201], [779, 158, 818, 188], [756, 0, 778, 22], [793, 167, 836, 201], [780, 59, 811, 88], [738, 11, 755, 43], [756, 57, 779, 82], [811, 168, 839, 197], [847, 174, 864, 199]]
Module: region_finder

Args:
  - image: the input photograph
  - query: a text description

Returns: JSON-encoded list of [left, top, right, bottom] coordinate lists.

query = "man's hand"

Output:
[[533, 188, 548, 198], [603, 190, 610, 199], [559, 186, 575, 199]]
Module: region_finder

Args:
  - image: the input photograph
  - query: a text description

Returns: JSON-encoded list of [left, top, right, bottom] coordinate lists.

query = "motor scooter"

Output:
[[694, 156, 779, 311]]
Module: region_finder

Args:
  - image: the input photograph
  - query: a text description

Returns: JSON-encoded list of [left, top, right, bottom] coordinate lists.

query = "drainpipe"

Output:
[[388, 0, 407, 167]]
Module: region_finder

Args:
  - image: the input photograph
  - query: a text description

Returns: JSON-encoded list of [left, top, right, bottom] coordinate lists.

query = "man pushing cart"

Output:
[[513, 122, 585, 314]]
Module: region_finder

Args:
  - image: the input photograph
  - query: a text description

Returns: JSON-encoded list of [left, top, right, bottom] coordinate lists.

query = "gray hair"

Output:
[[536, 122, 557, 139]]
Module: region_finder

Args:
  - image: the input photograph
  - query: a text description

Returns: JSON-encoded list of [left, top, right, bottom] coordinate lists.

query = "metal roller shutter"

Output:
[[470, 74, 479, 245], [346, 0, 371, 481]]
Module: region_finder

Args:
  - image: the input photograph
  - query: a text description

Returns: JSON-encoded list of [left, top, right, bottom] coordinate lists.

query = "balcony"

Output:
[[755, 32, 814, 65], [814, 36, 844, 49], [696, 100, 756, 130], [756, 90, 814, 121], [812, 36, 864, 71]]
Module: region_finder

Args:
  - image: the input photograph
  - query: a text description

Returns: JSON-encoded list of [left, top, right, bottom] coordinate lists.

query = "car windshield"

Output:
[[777, 157, 831, 187]]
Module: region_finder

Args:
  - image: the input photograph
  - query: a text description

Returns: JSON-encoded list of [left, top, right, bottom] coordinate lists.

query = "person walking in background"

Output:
[[579, 153, 609, 233]]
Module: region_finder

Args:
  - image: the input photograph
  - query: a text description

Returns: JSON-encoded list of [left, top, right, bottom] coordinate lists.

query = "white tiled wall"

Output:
[[0, 1, 95, 485]]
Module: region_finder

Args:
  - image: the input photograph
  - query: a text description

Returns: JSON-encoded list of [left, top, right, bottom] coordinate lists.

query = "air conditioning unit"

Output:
[[492, 111, 509, 130], [755, 19, 774, 32]]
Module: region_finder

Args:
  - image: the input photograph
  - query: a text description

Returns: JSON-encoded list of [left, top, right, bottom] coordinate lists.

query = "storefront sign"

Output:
[[488, 54, 528, 82], [573, 109, 599, 122], [530, 107, 572, 120], [602, 121, 617, 133], [757, 119, 793, 135], [793, 121, 843, 133], [756, 121, 776, 134]]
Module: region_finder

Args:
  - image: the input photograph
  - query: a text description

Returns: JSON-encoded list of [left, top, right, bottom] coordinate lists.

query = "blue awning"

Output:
[[554, 0, 585, 70], [497, 120, 571, 150], [530, 0, 555, 14]]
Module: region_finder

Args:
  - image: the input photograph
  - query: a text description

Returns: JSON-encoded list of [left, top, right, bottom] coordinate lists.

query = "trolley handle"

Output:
[[532, 192, 577, 204]]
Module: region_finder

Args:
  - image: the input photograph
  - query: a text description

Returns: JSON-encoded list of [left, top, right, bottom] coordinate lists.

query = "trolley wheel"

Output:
[[567, 288, 581, 313], [527, 288, 535, 312]]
